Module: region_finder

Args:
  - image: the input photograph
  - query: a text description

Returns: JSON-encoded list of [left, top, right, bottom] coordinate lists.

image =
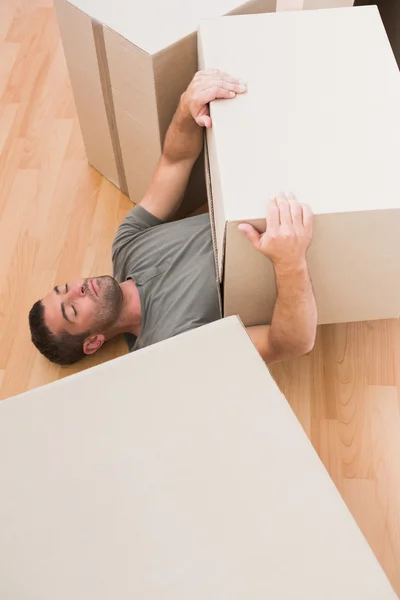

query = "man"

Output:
[[29, 70, 317, 365]]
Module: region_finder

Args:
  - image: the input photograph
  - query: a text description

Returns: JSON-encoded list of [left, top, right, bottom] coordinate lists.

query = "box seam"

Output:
[[92, 20, 129, 195]]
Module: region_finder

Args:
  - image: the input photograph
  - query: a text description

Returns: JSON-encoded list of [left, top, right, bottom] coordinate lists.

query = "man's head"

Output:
[[29, 276, 123, 365]]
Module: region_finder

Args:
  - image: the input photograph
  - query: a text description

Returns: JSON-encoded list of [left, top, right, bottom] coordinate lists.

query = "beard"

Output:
[[84, 276, 123, 333]]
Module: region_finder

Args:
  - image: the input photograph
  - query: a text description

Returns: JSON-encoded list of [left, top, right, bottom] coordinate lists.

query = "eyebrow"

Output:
[[54, 286, 73, 324]]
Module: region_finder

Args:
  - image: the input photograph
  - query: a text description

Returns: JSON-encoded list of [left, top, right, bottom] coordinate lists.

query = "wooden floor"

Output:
[[1, 1, 399, 595]]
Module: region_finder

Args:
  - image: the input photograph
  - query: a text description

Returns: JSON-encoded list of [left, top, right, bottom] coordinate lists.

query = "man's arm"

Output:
[[242, 193, 317, 363], [140, 69, 247, 222], [247, 262, 316, 363]]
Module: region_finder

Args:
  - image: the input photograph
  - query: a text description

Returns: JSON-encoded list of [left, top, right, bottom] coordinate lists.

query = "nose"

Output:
[[66, 283, 85, 300]]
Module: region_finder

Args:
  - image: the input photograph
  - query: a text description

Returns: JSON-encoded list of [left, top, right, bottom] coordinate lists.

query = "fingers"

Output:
[[185, 70, 247, 125], [266, 198, 280, 234], [238, 223, 261, 249], [273, 192, 309, 230], [194, 70, 247, 105], [198, 82, 245, 106], [275, 192, 292, 227], [211, 79, 247, 94], [199, 69, 247, 91], [287, 192, 303, 227], [196, 87, 232, 107], [211, 86, 238, 99], [196, 114, 212, 128]]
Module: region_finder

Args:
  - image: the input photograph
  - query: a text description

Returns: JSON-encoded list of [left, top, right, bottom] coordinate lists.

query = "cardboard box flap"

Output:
[[199, 6, 400, 223], [63, 0, 277, 54], [0, 317, 396, 598]]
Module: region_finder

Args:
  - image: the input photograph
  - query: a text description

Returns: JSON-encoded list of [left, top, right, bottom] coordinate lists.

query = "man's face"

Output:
[[41, 276, 123, 338]]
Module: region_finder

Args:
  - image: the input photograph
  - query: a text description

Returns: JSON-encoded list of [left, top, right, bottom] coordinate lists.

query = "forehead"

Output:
[[41, 286, 96, 337], [41, 289, 68, 335]]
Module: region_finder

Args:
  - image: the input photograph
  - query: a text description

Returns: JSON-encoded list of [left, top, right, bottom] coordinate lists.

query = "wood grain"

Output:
[[0, 0, 129, 402], [271, 322, 400, 594], [0, 1, 399, 596]]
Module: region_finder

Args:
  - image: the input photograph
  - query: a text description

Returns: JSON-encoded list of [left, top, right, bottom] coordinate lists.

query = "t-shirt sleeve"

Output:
[[112, 205, 164, 258]]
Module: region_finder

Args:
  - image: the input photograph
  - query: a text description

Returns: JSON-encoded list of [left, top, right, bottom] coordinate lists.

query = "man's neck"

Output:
[[105, 279, 142, 339]]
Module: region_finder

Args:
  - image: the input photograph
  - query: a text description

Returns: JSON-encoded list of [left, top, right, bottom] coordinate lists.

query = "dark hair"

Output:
[[28, 300, 87, 365]]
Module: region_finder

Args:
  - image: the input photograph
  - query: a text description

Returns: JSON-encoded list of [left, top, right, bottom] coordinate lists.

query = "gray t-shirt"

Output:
[[112, 205, 221, 351]]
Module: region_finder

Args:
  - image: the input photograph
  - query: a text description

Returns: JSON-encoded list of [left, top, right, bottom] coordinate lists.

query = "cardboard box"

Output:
[[54, 0, 277, 218], [199, 6, 400, 327], [277, 0, 353, 10], [0, 317, 396, 598]]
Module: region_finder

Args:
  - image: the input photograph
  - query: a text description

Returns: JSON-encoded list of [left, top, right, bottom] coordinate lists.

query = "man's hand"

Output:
[[139, 68, 246, 221], [242, 192, 316, 364], [181, 69, 247, 129], [238, 192, 313, 269]]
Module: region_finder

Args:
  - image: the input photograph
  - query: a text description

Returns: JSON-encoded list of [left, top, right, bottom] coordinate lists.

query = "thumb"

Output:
[[238, 223, 261, 248], [196, 114, 212, 128]]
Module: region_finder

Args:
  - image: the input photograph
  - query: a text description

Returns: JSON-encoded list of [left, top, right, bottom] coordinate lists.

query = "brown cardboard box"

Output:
[[277, 0, 353, 9], [54, 0, 277, 218], [199, 6, 400, 326], [0, 317, 396, 598]]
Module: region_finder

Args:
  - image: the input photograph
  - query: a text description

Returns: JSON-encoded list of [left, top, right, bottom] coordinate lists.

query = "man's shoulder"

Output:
[[113, 205, 164, 247]]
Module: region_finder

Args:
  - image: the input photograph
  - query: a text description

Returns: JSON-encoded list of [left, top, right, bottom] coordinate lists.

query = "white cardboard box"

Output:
[[0, 317, 396, 598], [199, 6, 400, 326], [54, 0, 277, 218]]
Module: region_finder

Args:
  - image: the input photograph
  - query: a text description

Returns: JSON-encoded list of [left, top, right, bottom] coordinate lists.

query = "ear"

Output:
[[83, 334, 105, 356]]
